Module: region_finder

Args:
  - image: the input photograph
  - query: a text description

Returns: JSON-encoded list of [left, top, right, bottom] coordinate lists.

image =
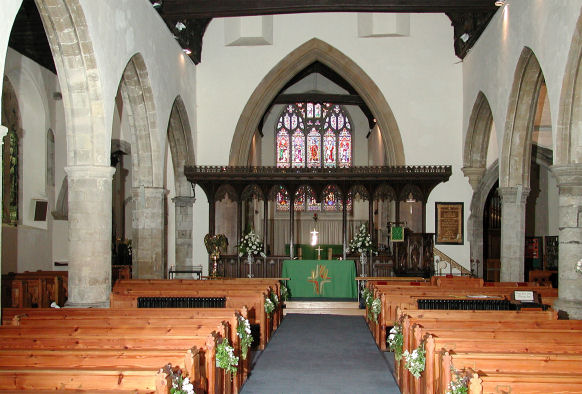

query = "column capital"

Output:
[[461, 166, 486, 191], [551, 164, 582, 187], [498, 185, 530, 204], [172, 196, 196, 206], [65, 165, 115, 180]]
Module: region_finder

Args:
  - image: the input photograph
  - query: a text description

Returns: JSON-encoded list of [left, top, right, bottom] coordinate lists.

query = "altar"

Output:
[[282, 259, 357, 299]]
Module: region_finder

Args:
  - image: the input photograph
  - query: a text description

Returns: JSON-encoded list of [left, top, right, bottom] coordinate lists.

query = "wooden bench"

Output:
[[441, 352, 582, 393], [0, 308, 238, 393], [466, 369, 582, 394]]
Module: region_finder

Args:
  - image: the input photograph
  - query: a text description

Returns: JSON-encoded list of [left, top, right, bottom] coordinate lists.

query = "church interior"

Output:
[[1, 0, 582, 392]]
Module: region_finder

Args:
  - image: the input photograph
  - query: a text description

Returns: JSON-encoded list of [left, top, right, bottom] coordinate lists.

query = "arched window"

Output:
[[275, 102, 353, 211]]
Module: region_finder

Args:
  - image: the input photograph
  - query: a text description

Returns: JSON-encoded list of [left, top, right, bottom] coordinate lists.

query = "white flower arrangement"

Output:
[[387, 323, 404, 361], [237, 315, 253, 360], [270, 290, 279, 306], [237, 229, 267, 258], [280, 283, 289, 301], [577, 259, 582, 275], [368, 297, 381, 323], [264, 297, 275, 316], [216, 339, 238, 376], [403, 343, 426, 379], [446, 366, 469, 394], [348, 223, 375, 254], [160, 364, 195, 394]]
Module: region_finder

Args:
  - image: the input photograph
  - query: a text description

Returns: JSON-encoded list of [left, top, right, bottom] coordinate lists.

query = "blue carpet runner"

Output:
[[241, 314, 400, 393]]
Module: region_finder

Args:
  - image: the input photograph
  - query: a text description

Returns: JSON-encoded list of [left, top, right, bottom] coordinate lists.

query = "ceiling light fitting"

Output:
[[460, 33, 470, 43], [182, 48, 192, 55], [494, 1, 506, 6]]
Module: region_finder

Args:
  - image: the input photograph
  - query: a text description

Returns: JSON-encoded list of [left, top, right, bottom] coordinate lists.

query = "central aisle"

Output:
[[241, 314, 400, 393]]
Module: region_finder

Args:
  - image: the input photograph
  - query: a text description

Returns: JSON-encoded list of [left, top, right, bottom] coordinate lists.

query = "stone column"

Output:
[[0, 126, 7, 314], [551, 165, 582, 319], [498, 185, 530, 282], [171, 196, 195, 269], [462, 167, 487, 278], [65, 165, 115, 307], [132, 186, 167, 279]]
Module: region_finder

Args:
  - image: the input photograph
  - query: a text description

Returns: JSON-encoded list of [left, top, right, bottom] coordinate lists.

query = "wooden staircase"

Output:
[[283, 301, 364, 316]]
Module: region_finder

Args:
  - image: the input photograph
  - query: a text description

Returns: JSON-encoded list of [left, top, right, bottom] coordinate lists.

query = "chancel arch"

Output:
[[229, 38, 404, 166]]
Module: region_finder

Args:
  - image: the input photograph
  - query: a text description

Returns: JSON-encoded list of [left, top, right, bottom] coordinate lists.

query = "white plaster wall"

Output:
[[197, 13, 470, 268], [463, 0, 582, 156], [3, 48, 66, 272]]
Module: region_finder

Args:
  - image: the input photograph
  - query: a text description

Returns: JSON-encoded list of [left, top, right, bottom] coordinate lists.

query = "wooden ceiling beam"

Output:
[[161, 0, 497, 18]]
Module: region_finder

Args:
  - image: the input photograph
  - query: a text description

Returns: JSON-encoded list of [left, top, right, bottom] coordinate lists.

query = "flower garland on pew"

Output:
[[403, 342, 425, 379], [270, 290, 279, 308], [446, 365, 469, 394], [361, 287, 381, 322], [280, 282, 289, 301], [216, 338, 239, 377], [264, 296, 275, 316], [387, 323, 404, 361], [237, 315, 253, 360], [160, 364, 195, 394]]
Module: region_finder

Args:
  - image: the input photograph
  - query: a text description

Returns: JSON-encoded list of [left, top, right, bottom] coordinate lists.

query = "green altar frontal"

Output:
[[282, 259, 357, 299]]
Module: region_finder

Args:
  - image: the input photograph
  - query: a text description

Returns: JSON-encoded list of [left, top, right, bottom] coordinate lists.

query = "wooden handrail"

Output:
[[433, 247, 472, 276]]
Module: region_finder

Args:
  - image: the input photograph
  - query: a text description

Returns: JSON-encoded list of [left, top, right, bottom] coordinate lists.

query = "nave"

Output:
[[241, 314, 400, 394]]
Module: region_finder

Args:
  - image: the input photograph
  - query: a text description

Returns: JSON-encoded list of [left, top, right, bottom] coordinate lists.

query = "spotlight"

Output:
[[495, 1, 506, 6], [460, 33, 470, 43], [183, 48, 192, 55]]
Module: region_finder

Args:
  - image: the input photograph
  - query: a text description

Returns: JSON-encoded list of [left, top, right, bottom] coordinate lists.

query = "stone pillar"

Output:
[[498, 186, 530, 282], [0, 126, 7, 314], [132, 186, 167, 279], [65, 165, 115, 307], [171, 196, 195, 269], [551, 165, 582, 319]]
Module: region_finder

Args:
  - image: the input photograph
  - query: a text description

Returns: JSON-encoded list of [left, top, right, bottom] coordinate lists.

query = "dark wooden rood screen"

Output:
[[185, 165, 452, 263]]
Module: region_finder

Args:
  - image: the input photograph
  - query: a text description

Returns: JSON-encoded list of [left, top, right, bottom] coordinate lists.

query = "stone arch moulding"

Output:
[[119, 53, 161, 188], [463, 91, 494, 170], [167, 96, 195, 197], [35, 0, 108, 166], [556, 8, 582, 165], [229, 38, 405, 166], [499, 47, 545, 188]]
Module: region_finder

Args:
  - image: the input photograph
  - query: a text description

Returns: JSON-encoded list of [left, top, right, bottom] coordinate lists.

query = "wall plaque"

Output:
[[435, 202, 464, 245]]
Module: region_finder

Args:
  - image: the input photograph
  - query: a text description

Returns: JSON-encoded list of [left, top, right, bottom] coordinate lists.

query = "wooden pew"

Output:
[[110, 286, 273, 349], [466, 370, 582, 394], [441, 351, 582, 393], [1, 307, 253, 393]]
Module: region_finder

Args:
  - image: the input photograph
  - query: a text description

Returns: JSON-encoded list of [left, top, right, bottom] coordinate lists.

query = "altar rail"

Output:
[[216, 255, 394, 278]]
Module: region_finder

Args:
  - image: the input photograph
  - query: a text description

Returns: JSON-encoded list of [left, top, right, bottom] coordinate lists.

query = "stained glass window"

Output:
[[276, 187, 290, 211], [292, 130, 305, 167], [323, 130, 336, 167], [307, 129, 321, 168], [275, 102, 353, 211], [276, 129, 290, 168], [338, 130, 351, 168]]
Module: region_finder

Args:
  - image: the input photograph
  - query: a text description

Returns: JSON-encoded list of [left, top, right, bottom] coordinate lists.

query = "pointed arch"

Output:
[[464, 91, 494, 169], [556, 8, 582, 165], [119, 53, 161, 187], [35, 0, 108, 166], [167, 96, 195, 196], [230, 38, 404, 166], [500, 47, 546, 188]]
